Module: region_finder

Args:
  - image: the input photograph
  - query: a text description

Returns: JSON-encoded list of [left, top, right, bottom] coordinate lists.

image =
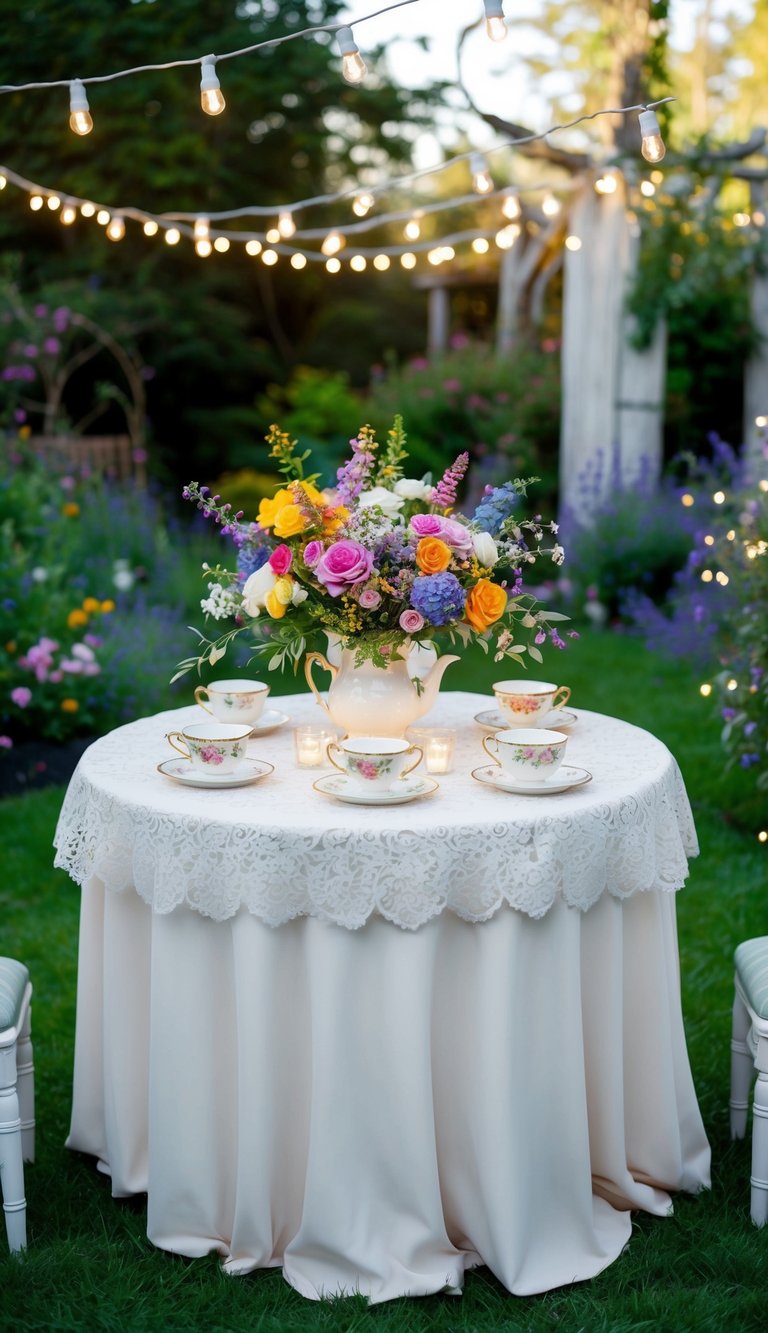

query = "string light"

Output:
[[60, 203, 77, 225], [213, 236, 230, 252], [262, 249, 278, 265], [143, 219, 158, 236], [565, 235, 582, 251], [373, 254, 390, 270], [404, 215, 422, 240], [350, 255, 367, 271], [472, 237, 490, 253], [470, 152, 494, 195], [0, 174, 5, 189], [29, 194, 43, 211], [759, 831, 768, 844], [325, 257, 341, 273], [400, 252, 417, 269], [483, 0, 508, 42], [699, 683, 712, 697], [245, 239, 262, 255], [200, 57, 225, 116], [96, 208, 110, 225], [713, 490, 726, 504], [69, 80, 93, 136], [726, 678, 738, 691], [322, 229, 345, 255], [542, 193, 560, 216], [46, 194, 61, 210], [193, 217, 209, 241], [164, 227, 181, 245], [105, 215, 125, 241], [195, 239, 212, 257], [278, 210, 296, 238], [594, 171, 619, 195], [80, 201, 96, 218], [291, 252, 307, 269], [639, 107, 666, 163], [352, 191, 375, 217], [266, 227, 281, 244], [502, 189, 521, 220], [495, 223, 519, 249], [336, 26, 367, 84]]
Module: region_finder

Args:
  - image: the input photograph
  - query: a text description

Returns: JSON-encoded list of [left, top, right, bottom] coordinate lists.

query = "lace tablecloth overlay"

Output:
[[53, 691, 698, 930]]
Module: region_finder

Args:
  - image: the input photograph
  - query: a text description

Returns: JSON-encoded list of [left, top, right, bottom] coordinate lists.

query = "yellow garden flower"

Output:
[[464, 578, 508, 632], [67, 609, 88, 629], [82, 597, 101, 613], [60, 698, 80, 713], [5, 641, 17, 654], [273, 504, 309, 539], [62, 502, 80, 518], [100, 600, 116, 614]]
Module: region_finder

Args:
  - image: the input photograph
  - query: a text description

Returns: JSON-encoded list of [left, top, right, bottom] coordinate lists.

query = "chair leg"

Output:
[[752, 1070, 768, 1227], [0, 1065, 27, 1253], [16, 1007, 35, 1164], [730, 991, 754, 1139]]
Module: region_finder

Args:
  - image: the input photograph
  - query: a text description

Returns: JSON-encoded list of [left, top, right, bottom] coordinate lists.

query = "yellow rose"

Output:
[[464, 578, 508, 632], [257, 489, 293, 529], [415, 537, 452, 574], [265, 587, 288, 618], [273, 504, 309, 539]]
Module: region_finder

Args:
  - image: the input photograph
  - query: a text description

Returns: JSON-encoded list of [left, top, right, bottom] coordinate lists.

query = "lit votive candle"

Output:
[[408, 728, 456, 774], [294, 725, 337, 768]]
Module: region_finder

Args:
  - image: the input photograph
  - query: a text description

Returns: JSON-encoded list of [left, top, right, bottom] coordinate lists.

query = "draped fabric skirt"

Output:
[[67, 882, 710, 1303]]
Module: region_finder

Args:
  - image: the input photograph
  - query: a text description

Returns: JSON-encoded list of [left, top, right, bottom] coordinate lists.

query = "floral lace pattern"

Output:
[[53, 694, 698, 931]]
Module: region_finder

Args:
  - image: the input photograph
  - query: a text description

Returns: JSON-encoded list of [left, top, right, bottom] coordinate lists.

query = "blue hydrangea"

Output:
[[236, 540, 270, 582], [471, 482, 521, 537], [410, 572, 465, 626]]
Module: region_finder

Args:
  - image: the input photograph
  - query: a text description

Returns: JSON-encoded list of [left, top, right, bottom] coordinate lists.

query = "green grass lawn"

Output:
[[1, 628, 766, 1332]]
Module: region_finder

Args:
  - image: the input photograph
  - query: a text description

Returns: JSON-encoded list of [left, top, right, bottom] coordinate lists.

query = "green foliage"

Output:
[[257, 366, 362, 476], [367, 337, 561, 509]]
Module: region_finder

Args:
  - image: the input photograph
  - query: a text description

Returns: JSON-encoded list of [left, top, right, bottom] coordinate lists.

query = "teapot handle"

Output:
[[304, 652, 337, 717]]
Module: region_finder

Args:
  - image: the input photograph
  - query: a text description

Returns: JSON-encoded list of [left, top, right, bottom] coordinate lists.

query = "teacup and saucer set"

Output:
[[313, 736, 438, 806], [472, 725, 592, 796], [194, 679, 289, 736], [474, 679, 578, 732]]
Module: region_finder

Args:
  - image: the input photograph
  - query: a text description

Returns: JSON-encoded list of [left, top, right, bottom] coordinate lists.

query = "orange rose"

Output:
[[415, 537, 452, 574], [464, 578, 508, 632]]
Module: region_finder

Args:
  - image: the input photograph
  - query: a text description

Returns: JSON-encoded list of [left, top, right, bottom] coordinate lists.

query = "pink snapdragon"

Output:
[[268, 544, 293, 576], [314, 540, 374, 597]]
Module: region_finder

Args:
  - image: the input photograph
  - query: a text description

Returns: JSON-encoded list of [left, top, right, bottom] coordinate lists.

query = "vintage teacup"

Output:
[[492, 679, 571, 727], [326, 736, 423, 792], [482, 727, 568, 785], [194, 678, 270, 725], [166, 721, 253, 774]]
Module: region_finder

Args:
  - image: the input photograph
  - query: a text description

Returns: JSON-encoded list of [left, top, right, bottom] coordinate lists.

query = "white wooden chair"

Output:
[[730, 937, 768, 1226], [0, 959, 34, 1252]]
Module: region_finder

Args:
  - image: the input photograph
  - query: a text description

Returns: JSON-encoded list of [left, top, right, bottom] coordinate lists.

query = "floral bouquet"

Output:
[[177, 417, 569, 680]]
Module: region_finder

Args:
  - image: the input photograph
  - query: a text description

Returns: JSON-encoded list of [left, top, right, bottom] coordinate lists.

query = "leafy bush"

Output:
[[366, 336, 561, 509]]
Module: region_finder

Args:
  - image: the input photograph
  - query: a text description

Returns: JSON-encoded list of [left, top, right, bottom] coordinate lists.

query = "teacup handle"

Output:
[[551, 685, 571, 710], [400, 746, 423, 779], [482, 735, 500, 766], [194, 685, 213, 716], [167, 731, 191, 759], [326, 741, 345, 773]]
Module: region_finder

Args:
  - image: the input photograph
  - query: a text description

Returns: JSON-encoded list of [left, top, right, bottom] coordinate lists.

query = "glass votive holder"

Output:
[[294, 724, 338, 769], [407, 728, 456, 775]]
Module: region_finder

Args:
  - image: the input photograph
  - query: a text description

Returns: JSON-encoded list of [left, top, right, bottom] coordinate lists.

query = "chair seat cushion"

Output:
[[735, 937, 768, 1020], [0, 957, 29, 1032]]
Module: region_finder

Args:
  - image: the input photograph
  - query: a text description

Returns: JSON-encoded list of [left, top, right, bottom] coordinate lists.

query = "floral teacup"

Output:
[[166, 722, 252, 774], [195, 679, 270, 725], [482, 727, 568, 785], [492, 679, 571, 727], [326, 736, 423, 792]]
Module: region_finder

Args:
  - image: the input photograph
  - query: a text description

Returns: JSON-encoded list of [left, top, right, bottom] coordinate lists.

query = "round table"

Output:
[[55, 691, 710, 1304]]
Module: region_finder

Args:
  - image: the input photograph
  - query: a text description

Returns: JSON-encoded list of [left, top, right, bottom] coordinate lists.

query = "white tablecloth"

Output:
[[56, 693, 710, 1303]]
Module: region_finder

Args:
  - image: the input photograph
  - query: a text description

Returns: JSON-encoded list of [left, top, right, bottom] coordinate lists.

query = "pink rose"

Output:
[[410, 514, 443, 538], [358, 588, 382, 610], [10, 686, 32, 708], [315, 539, 374, 597], [439, 518, 474, 556], [399, 609, 425, 633], [268, 544, 293, 576], [303, 539, 324, 568]]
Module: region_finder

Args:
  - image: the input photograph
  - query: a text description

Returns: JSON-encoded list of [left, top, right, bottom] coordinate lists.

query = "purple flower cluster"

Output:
[[430, 452, 469, 509], [410, 572, 465, 626], [336, 436, 375, 507]]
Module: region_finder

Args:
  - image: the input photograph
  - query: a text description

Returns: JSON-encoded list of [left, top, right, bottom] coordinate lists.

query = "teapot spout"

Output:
[[419, 653, 460, 710]]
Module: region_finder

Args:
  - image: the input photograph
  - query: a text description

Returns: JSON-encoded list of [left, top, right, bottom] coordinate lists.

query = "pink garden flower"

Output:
[[0, 735, 13, 749], [315, 539, 374, 597], [10, 686, 32, 708], [199, 745, 224, 765], [399, 609, 425, 633], [358, 588, 382, 610], [303, 539, 324, 568], [410, 514, 443, 538], [268, 544, 293, 576]]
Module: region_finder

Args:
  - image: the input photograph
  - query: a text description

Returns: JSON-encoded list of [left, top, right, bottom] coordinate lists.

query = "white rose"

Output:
[[472, 531, 499, 567], [393, 477, 432, 501], [358, 486, 405, 518], [242, 563, 277, 616], [291, 584, 309, 606]]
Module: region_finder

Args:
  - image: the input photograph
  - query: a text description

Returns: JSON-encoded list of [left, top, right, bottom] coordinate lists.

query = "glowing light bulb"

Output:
[[700, 570, 713, 583], [595, 172, 619, 195], [639, 108, 666, 163], [325, 257, 341, 274], [542, 194, 560, 217], [716, 572, 729, 586], [470, 152, 494, 195], [472, 237, 490, 254], [143, 219, 159, 236], [96, 208, 110, 226], [713, 490, 726, 504], [352, 192, 375, 218], [401, 252, 417, 269], [164, 228, 181, 246], [213, 237, 230, 253], [0, 174, 6, 189], [246, 239, 262, 256], [495, 224, 519, 250], [350, 255, 367, 272], [266, 227, 281, 244], [759, 831, 768, 843], [81, 201, 96, 218], [428, 249, 443, 266], [29, 195, 44, 212], [195, 240, 212, 257], [681, 493, 694, 507], [565, 235, 582, 251], [755, 415, 768, 427], [322, 230, 345, 256], [200, 57, 225, 116], [69, 79, 93, 136], [726, 678, 738, 691], [278, 211, 296, 238], [704, 535, 715, 546], [502, 190, 521, 220], [194, 218, 209, 242], [106, 216, 125, 242], [290, 253, 307, 269], [336, 25, 367, 84], [483, 0, 507, 41], [60, 204, 77, 225], [46, 195, 61, 211], [262, 250, 278, 266], [699, 683, 712, 697], [404, 217, 422, 241], [373, 254, 390, 270], [640, 180, 656, 198]]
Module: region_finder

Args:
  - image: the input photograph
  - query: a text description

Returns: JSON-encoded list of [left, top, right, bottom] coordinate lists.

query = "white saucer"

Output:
[[474, 707, 578, 731], [312, 774, 439, 806], [247, 709, 290, 736], [157, 758, 275, 789], [471, 764, 592, 795]]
